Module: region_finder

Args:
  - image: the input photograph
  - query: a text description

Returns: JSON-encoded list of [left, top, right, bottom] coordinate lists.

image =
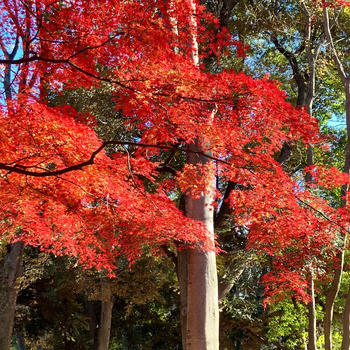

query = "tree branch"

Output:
[[0, 141, 229, 177], [323, 7, 347, 85], [295, 195, 350, 236]]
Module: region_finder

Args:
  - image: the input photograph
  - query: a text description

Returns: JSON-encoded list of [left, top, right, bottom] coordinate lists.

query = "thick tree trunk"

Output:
[[0, 241, 24, 350], [95, 281, 114, 350], [184, 144, 219, 350], [186, 249, 218, 350], [175, 1, 219, 349]]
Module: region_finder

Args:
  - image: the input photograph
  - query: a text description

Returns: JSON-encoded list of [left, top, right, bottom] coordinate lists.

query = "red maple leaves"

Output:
[[0, 0, 349, 293]]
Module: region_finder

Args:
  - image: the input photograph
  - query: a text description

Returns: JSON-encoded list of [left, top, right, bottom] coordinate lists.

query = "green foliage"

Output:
[[14, 250, 92, 350], [266, 299, 308, 349]]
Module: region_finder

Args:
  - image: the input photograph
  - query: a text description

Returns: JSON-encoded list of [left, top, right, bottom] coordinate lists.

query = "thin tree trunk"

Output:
[[322, 8, 350, 350], [324, 239, 346, 350], [95, 280, 114, 350], [307, 272, 318, 350], [168, 3, 188, 346], [305, 121, 316, 350], [0, 241, 24, 350], [299, 6, 328, 349], [85, 297, 99, 346], [324, 262, 344, 350], [341, 287, 350, 350], [16, 333, 26, 350], [178, 249, 189, 350], [306, 149, 317, 350], [340, 78, 350, 350], [0, 34, 24, 350]]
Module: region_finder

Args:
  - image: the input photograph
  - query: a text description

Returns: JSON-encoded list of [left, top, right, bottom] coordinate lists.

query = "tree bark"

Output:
[[95, 280, 114, 350], [85, 297, 99, 346], [0, 241, 24, 350], [341, 286, 350, 350], [178, 249, 189, 350], [306, 148, 317, 350], [175, 1, 219, 349], [185, 145, 219, 350], [307, 273, 318, 350], [323, 9, 350, 349], [340, 78, 350, 350], [322, 7, 350, 350], [16, 333, 26, 350], [0, 30, 24, 350], [324, 249, 345, 350]]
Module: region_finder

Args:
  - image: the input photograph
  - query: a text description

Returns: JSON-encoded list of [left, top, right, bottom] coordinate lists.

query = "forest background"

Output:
[[0, 0, 350, 350]]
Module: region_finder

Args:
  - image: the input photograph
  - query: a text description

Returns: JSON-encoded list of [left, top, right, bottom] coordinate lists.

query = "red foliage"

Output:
[[313, 0, 350, 7], [0, 0, 349, 289]]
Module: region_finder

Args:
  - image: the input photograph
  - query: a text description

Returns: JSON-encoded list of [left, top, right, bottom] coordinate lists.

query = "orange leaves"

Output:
[[0, 97, 215, 271], [0, 100, 102, 171], [1, 0, 349, 286], [304, 165, 350, 189], [177, 163, 215, 198]]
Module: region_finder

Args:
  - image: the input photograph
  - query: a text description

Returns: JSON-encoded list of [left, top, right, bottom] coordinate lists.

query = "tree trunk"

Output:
[[340, 78, 350, 350], [175, 1, 219, 349], [185, 143, 219, 350], [324, 242, 346, 350], [341, 286, 350, 350], [307, 273, 318, 350], [0, 241, 24, 350], [85, 297, 99, 346], [95, 281, 114, 350], [323, 9, 350, 349], [217, 263, 246, 302], [305, 146, 318, 350], [186, 249, 218, 350], [16, 333, 26, 350], [178, 249, 189, 350]]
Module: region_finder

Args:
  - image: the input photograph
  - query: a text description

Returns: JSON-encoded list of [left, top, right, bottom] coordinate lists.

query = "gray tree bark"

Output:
[[323, 8, 350, 350], [324, 248, 346, 350], [0, 33, 23, 350], [340, 75, 350, 350], [16, 333, 26, 350], [0, 241, 24, 350], [341, 287, 350, 350], [307, 273, 318, 350]]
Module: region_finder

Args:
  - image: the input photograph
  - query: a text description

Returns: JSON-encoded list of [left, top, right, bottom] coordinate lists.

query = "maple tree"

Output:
[[1, 0, 350, 349]]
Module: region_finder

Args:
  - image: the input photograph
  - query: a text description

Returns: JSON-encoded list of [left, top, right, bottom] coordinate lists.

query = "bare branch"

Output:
[[323, 7, 347, 85]]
